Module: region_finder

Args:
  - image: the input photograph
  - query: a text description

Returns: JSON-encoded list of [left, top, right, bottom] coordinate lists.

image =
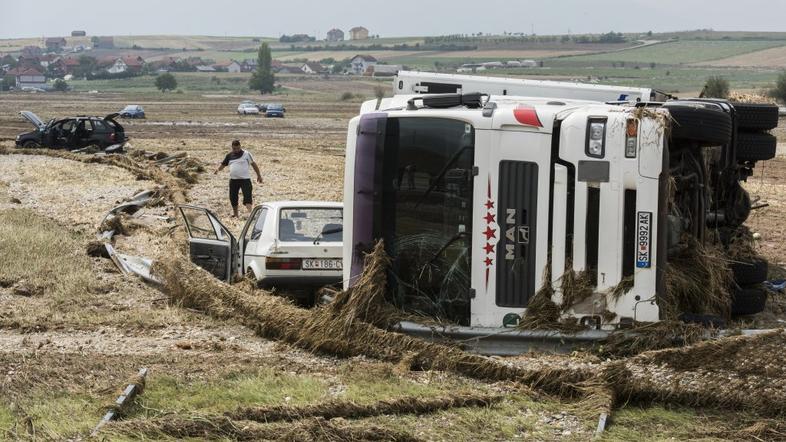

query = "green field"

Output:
[[552, 40, 786, 65]]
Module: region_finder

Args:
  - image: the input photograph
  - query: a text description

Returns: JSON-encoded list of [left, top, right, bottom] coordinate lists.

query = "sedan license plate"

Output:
[[302, 258, 342, 270]]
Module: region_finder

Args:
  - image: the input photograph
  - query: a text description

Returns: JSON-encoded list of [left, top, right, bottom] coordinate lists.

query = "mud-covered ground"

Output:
[[1, 85, 785, 440]]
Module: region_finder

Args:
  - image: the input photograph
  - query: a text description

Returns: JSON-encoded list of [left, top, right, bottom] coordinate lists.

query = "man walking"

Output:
[[214, 140, 263, 217]]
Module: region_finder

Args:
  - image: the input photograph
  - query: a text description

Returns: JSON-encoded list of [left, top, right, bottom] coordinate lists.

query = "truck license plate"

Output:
[[636, 212, 652, 268], [302, 258, 342, 270]]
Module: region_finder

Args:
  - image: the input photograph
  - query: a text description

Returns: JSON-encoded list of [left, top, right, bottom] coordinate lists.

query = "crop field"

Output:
[[551, 40, 786, 65], [1, 73, 786, 440]]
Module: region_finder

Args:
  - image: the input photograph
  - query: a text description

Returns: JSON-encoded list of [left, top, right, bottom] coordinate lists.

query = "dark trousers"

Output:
[[229, 179, 252, 207]]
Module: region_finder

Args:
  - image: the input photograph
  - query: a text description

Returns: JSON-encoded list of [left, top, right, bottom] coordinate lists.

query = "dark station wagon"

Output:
[[16, 111, 128, 151]]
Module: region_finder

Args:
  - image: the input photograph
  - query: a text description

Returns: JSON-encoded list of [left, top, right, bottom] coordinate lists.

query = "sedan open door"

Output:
[[178, 205, 238, 282]]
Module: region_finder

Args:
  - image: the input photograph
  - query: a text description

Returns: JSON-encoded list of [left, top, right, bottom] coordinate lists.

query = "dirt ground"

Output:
[[1, 84, 785, 440]]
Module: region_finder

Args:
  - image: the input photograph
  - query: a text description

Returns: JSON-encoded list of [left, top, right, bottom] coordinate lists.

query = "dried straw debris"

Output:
[[226, 393, 502, 423], [107, 416, 423, 441]]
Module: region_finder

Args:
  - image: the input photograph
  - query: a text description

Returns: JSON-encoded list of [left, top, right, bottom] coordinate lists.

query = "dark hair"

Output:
[[231, 140, 241, 147]]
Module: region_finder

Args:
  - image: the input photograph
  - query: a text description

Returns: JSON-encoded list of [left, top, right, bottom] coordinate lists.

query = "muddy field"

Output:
[[1, 83, 786, 440]]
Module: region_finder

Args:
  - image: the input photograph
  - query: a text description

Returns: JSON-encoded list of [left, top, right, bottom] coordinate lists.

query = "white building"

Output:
[[350, 54, 377, 75]]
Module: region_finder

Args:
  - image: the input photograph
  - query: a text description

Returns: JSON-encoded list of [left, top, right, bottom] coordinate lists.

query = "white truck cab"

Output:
[[342, 72, 776, 329]]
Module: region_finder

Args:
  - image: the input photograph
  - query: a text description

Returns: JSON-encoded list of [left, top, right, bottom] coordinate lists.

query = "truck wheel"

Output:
[[733, 103, 779, 131], [664, 102, 732, 146], [22, 140, 40, 148], [736, 132, 777, 162], [731, 287, 767, 316], [730, 257, 768, 286]]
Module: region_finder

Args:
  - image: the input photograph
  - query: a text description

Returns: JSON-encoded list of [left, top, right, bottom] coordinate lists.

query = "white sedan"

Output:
[[237, 103, 260, 115], [179, 201, 343, 304]]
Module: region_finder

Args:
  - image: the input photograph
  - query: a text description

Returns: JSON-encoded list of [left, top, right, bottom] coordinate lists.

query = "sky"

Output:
[[2, 0, 786, 39]]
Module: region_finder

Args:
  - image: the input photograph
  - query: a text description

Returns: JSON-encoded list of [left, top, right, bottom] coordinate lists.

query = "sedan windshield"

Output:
[[279, 208, 342, 242]]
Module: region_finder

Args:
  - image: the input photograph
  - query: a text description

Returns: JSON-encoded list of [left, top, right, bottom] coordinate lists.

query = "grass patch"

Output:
[[601, 405, 718, 441], [139, 369, 329, 415], [0, 208, 98, 301], [0, 392, 104, 439]]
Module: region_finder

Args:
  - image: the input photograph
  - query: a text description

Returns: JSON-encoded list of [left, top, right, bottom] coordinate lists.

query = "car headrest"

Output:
[[279, 219, 296, 239]]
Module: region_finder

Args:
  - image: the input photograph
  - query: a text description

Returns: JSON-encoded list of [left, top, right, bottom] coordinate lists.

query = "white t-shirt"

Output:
[[222, 150, 254, 180]]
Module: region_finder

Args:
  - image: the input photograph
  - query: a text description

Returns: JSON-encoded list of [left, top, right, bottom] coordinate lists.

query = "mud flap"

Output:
[[496, 161, 538, 308]]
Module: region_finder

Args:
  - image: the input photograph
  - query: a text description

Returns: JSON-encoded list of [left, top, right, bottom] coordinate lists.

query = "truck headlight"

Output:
[[586, 118, 606, 158], [625, 119, 638, 158]]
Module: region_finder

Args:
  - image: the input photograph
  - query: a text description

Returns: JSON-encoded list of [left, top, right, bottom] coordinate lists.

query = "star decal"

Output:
[[483, 243, 495, 254], [483, 226, 497, 240], [484, 212, 496, 224], [484, 257, 494, 266], [485, 200, 495, 210]]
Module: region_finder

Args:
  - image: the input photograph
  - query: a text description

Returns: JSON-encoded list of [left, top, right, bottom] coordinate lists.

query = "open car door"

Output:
[[178, 205, 238, 282]]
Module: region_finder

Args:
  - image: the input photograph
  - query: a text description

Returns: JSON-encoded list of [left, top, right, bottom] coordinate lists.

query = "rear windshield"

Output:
[[268, 104, 283, 110], [278, 208, 342, 242]]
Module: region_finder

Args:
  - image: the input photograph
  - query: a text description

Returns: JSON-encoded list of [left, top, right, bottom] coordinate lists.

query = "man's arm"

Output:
[[214, 155, 229, 174], [251, 161, 263, 183]]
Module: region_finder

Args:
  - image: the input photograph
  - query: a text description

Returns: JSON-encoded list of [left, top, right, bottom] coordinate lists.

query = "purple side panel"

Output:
[[350, 113, 387, 287]]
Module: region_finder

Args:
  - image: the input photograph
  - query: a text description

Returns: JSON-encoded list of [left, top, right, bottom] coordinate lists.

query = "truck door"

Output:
[[178, 205, 237, 282], [471, 117, 552, 327]]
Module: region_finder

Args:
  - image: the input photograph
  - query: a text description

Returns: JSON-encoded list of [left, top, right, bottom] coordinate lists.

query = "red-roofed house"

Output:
[[7, 67, 46, 88]]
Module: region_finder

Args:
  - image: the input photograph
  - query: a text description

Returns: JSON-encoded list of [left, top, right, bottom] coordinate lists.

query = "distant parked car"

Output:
[[16, 111, 127, 152], [241, 100, 267, 112], [237, 103, 260, 115], [179, 201, 343, 304], [265, 103, 285, 118], [119, 105, 145, 119]]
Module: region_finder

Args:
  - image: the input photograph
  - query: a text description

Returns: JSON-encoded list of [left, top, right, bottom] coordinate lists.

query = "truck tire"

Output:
[[730, 257, 768, 286], [664, 102, 732, 146], [22, 140, 40, 148], [736, 132, 777, 162], [733, 103, 779, 131], [731, 287, 767, 316]]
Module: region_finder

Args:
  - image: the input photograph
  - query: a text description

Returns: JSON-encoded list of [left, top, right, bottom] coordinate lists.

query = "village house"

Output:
[[7, 67, 46, 89], [107, 55, 145, 74], [349, 27, 369, 40], [227, 61, 242, 73], [59, 55, 81, 75], [301, 62, 326, 75], [326, 28, 344, 42], [196, 65, 216, 72], [45, 37, 67, 52], [240, 59, 258, 72], [350, 54, 377, 75]]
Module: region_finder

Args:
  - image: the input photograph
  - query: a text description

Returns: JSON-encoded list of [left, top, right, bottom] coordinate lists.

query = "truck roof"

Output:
[[360, 94, 640, 133]]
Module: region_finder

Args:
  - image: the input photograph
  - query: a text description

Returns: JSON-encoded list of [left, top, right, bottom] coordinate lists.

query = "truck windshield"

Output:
[[354, 116, 474, 324]]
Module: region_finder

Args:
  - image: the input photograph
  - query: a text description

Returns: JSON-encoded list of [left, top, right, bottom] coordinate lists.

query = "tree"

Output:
[[0, 75, 15, 91], [52, 78, 69, 92], [769, 71, 786, 103], [249, 43, 275, 94], [702, 76, 730, 99], [155, 72, 177, 92], [73, 55, 97, 79]]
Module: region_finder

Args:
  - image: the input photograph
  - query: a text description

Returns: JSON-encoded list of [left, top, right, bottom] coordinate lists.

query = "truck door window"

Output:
[[379, 117, 475, 324]]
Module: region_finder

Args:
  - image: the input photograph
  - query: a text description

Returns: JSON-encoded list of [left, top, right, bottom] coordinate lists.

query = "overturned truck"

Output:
[[343, 71, 778, 329]]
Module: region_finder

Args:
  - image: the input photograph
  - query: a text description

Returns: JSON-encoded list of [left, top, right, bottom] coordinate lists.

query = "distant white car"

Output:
[[179, 201, 343, 304], [237, 103, 260, 115]]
